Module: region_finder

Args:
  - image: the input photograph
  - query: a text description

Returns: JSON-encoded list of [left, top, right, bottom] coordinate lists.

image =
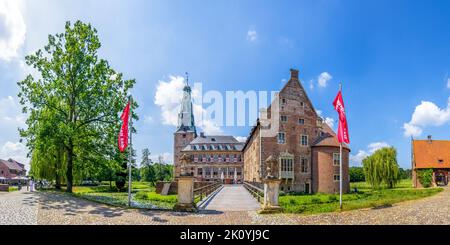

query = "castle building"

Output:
[[242, 69, 350, 194], [412, 136, 450, 187], [173, 80, 244, 183], [173, 69, 350, 194]]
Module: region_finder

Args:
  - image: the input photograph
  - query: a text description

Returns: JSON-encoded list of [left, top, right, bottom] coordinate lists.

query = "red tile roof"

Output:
[[312, 124, 350, 150], [0, 159, 25, 171], [413, 140, 450, 169]]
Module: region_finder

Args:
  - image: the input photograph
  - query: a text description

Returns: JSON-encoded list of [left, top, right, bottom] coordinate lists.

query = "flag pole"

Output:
[[339, 83, 343, 210], [128, 96, 133, 207]]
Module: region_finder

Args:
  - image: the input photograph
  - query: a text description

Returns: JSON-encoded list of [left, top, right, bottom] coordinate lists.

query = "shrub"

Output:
[[417, 169, 433, 188], [135, 191, 150, 200], [349, 167, 365, 182], [327, 195, 338, 203], [311, 197, 321, 204]]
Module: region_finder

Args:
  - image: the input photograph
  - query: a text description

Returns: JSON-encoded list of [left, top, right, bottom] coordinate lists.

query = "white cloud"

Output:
[[247, 29, 257, 42], [235, 136, 247, 142], [309, 80, 314, 90], [317, 72, 332, 88], [316, 110, 322, 117], [350, 150, 369, 167], [324, 117, 334, 129], [0, 141, 29, 171], [0, 95, 26, 126], [0, 0, 26, 61], [403, 123, 422, 137], [367, 142, 390, 153], [150, 152, 173, 165], [154, 75, 223, 135], [154, 75, 185, 126], [315, 110, 335, 130], [350, 142, 390, 166], [403, 98, 450, 137], [199, 119, 223, 135]]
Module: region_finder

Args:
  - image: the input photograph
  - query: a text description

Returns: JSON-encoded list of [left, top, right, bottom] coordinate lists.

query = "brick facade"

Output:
[[243, 69, 350, 194]]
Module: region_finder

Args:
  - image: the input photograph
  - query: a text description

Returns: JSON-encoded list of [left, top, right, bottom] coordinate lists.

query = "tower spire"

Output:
[[176, 72, 196, 134]]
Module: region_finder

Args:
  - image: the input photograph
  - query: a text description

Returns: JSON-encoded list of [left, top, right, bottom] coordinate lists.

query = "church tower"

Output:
[[173, 73, 197, 178]]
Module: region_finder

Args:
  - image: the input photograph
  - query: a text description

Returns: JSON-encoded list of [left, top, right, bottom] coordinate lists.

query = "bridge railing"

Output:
[[194, 181, 222, 202], [243, 181, 264, 203]]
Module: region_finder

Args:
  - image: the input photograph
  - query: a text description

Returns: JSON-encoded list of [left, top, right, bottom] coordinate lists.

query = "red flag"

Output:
[[333, 90, 350, 144], [118, 101, 130, 152]]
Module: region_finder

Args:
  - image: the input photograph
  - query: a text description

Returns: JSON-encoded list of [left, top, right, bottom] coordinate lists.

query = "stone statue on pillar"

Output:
[[179, 154, 192, 177], [174, 153, 197, 212], [259, 155, 282, 214]]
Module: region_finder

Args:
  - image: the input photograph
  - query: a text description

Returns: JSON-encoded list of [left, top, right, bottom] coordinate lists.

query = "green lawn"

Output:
[[8, 186, 18, 192], [70, 182, 171, 209], [350, 178, 413, 191], [279, 179, 442, 214]]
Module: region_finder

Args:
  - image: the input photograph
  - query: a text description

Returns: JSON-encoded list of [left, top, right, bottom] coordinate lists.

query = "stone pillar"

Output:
[[173, 176, 197, 212], [260, 177, 282, 213]]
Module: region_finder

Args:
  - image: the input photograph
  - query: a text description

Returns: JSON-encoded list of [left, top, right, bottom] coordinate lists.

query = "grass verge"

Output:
[[280, 180, 442, 214]]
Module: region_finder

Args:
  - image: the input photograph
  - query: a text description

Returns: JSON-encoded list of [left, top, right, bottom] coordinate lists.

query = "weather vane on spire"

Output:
[[185, 72, 189, 85]]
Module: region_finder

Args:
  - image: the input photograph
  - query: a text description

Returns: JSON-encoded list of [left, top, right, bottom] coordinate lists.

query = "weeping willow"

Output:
[[362, 147, 400, 189]]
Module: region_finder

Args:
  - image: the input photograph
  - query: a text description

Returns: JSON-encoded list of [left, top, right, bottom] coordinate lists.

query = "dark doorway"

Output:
[[305, 183, 310, 194], [435, 172, 448, 186]]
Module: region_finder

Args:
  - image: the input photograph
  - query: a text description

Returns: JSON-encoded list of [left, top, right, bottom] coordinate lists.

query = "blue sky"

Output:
[[1, 0, 450, 169]]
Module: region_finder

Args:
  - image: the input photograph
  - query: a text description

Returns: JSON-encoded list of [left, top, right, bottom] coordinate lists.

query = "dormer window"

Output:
[[211, 138, 216, 142], [438, 159, 444, 164]]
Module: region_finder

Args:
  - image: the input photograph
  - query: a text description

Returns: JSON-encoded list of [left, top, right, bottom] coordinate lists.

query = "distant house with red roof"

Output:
[[412, 136, 450, 187], [0, 158, 27, 180]]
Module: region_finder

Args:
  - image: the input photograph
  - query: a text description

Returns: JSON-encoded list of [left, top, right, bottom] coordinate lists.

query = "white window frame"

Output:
[[298, 118, 305, 125], [300, 157, 308, 173], [279, 153, 294, 180], [333, 174, 340, 182], [278, 132, 286, 144], [300, 135, 308, 146], [333, 153, 340, 166], [281, 115, 288, 122]]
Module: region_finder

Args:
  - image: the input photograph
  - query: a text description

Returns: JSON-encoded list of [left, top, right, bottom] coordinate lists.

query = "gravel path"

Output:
[[3, 187, 450, 225], [0, 190, 39, 225]]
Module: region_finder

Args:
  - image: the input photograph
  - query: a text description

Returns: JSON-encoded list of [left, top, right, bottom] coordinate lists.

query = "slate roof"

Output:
[[312, 124, 350, 150], [0, 159, 25, 171], [182, 135, 244, 151], [413, 139, 450, 169]]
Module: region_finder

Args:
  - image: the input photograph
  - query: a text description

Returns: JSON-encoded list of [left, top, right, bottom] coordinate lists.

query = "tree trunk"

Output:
[[55, 146, 62, 190], [66, 141, 74, 193], [55, 172, 61, 190]]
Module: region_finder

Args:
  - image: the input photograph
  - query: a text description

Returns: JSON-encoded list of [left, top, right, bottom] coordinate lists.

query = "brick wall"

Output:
[[312, 146, 350, 194]]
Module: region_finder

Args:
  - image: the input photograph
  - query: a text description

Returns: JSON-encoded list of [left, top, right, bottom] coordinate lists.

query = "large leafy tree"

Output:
[[362, 147, 400, 189], [18, 21, 137, 193]]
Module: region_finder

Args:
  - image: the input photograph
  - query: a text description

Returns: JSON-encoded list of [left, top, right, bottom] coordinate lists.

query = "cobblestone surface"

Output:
[[3, 187, 450, 225], [0, 190, 38, 225]]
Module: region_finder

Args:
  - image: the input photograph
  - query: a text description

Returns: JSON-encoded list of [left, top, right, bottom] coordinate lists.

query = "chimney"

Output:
[[290, 68, 299, 80], [200, 132, 205, 138], [427, 135, 432, 143]]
